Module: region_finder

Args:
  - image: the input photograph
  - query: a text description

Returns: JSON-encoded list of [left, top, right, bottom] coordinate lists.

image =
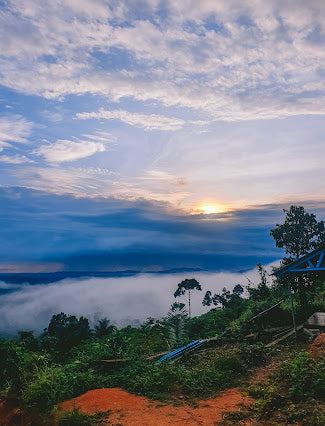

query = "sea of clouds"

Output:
[[0, 264, 278, 336]]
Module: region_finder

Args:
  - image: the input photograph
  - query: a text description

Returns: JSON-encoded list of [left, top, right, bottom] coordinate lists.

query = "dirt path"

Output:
[[59, 387, 253, 425]]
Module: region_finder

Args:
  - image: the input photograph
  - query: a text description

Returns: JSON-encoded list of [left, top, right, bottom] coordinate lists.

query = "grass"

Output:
[[58, 408, 110, 425]]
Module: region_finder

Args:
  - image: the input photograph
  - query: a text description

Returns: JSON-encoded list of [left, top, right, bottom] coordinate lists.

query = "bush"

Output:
[[22, 366, 67, 411], [249, 350, 325, 421], [280, 351, 325, 401], [114, 352, 244, 401], [181, 355, 244, 397], [0, 339, 51, 393], [115, 360, 180, 400], [22, 363, 111, 412]]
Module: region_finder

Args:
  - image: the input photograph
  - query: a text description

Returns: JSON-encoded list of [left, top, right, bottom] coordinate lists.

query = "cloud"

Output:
[[0, 142, 11, 152], [0, 115, 33, 144], [35, 132, 113, 163], [0, 262, 63, 273], [13, 166, 118, 195], [1, 1, 325, 213], [0, 1, 325, 120], [76, 108, 186, 131], [0, 186, 297, 272], [0, 154, 34, 164], [0, 264, 278, 335]]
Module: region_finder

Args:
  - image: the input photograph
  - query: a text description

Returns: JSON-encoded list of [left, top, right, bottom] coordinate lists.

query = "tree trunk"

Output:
[[188, 290, 191, 319]]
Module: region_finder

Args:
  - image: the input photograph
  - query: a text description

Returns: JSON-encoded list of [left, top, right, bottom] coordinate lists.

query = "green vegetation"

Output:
[[58, 408, 109, 425], [0, 205, 324, 424], [248, 349, 325, 424]]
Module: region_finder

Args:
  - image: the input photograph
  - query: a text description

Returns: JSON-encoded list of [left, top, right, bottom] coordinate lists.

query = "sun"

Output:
[[195, 203, 229, 215], [200, 205, 219, 214]]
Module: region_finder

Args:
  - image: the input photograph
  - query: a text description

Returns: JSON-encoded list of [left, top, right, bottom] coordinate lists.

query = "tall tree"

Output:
[[174, 278, 202, 319], [270, 205, 325, 315], [270, 205, 325, 259]]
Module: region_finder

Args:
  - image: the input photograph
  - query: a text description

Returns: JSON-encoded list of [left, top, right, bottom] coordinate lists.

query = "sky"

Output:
[[1, 0, 325, 274]]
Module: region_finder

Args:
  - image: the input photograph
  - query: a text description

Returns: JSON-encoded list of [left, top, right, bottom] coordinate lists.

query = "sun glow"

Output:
[[195, 203, 229, 215]]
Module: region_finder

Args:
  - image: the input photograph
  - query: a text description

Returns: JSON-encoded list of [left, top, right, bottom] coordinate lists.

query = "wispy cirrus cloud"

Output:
[[35, 132, 113, 163], [12, 165, 190, 205], [76, 108, 186, 131], [0, 154, 34, 164], [0, 115, 33, 145], [0, 142, 10, 152]]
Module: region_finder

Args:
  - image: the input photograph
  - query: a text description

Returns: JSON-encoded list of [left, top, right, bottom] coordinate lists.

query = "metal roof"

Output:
[[273, 245, 325, 277]]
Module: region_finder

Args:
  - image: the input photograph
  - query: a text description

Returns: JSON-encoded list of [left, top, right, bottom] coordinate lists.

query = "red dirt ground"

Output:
[[310, 333, 325, 360], [59, 387, 253, 425], [0, 401, 20, 426]]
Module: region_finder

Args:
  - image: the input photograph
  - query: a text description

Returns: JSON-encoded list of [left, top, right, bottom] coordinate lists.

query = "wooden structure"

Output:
[[267, 312, 325, 346]]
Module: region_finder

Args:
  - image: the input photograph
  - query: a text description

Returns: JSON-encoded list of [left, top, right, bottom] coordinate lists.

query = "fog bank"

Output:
[[0, 266, 277, 335]]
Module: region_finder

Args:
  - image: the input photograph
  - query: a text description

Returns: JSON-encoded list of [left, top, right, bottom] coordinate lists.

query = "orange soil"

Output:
[[59, 387, 253, 425], [0, 401, 20, 426], [310, 333, 325, 360]]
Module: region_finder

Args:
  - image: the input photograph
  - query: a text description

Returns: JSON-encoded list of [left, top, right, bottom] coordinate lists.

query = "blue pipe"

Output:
[[158, 339, 207, 363]]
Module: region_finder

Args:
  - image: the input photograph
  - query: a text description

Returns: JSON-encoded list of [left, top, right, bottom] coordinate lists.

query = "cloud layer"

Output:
[[0, 187, 285, 270], [1, 1, 325, 120], [0, 265, 275, 335]]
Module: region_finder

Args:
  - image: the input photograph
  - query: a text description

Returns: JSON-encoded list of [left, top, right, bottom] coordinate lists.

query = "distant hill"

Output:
[[0, 267, 204, 288]]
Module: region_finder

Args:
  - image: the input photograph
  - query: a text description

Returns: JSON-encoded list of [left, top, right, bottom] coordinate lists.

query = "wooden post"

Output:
[[288, 281, 297, 336]]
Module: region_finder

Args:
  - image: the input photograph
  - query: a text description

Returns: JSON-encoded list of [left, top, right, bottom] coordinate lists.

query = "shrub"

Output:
[[22, 365, 67, 411], [280, 351, 325, 401], [22, 363, 111, 412], [249, 350, 325, 421], [181, 355, 244, 397], [114, 351, 245, 401]]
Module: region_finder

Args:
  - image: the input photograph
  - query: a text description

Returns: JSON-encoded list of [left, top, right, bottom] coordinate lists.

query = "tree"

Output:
[[164, 302, 188, 347], [212, 284, 244, 309], [270, 206, 325, 259], [212, 288, 231, 308], [17, 330, 39, 351], [270, 205, 325, 316], [174, 278, 202, 319], [41, 312, 92, 354], [94, 318, 116, 338], [246, 263, 271, 302], [202, 290, 212, 307]]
